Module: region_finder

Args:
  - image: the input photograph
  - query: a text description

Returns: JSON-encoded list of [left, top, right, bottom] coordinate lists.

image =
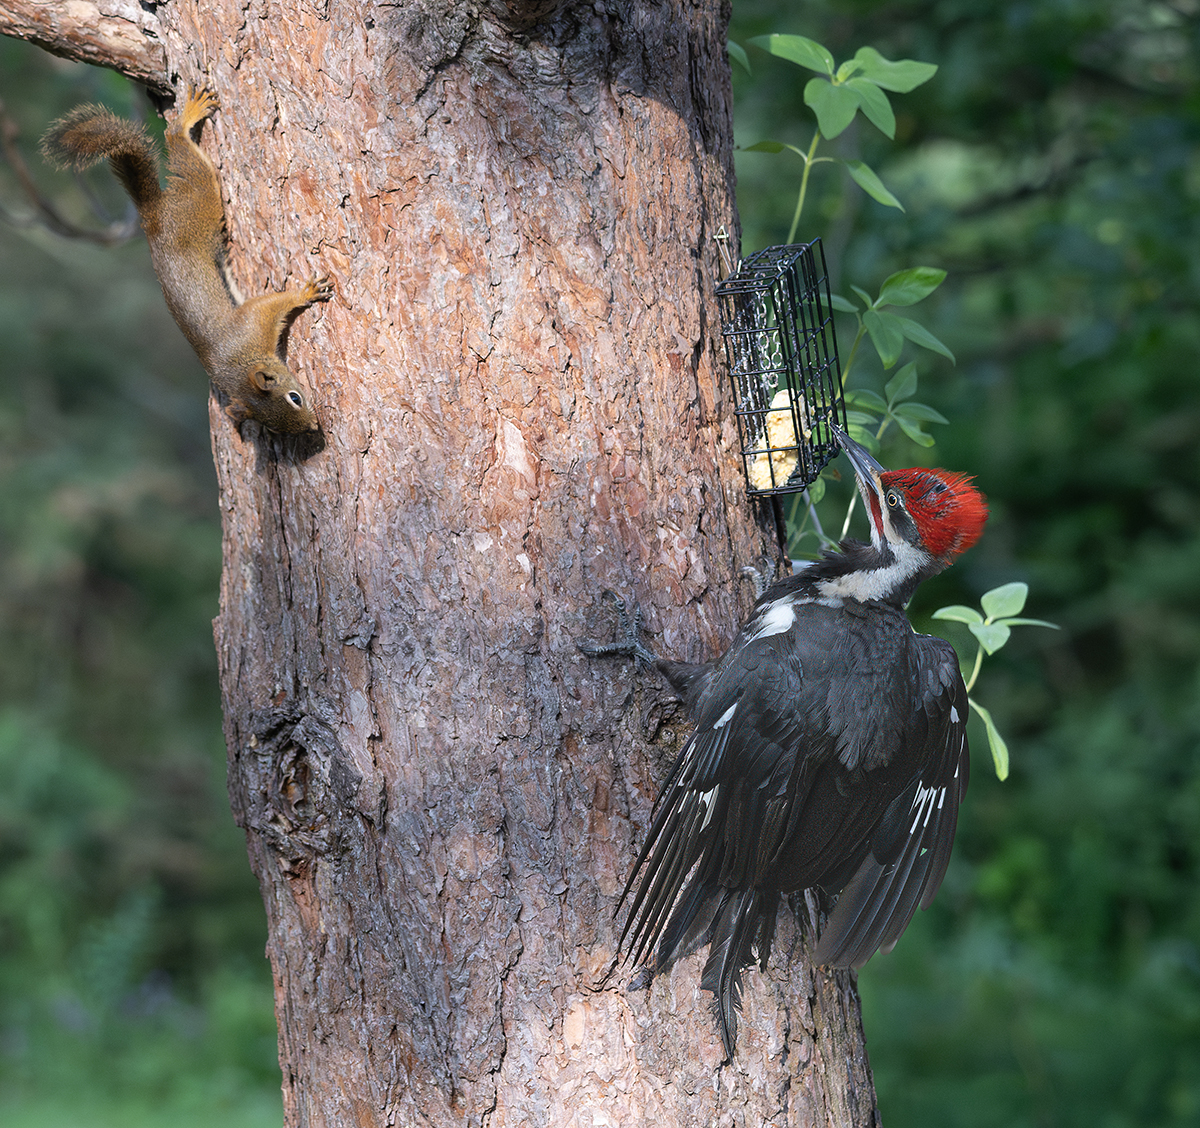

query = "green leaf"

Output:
[[829, 293, 859, 313], [896, 316, 955, 363], [884, 361, 918, 403], [997, 617, 1061, 630], [850, 284, 874, 309], [892, 401, 949, 425], [895, 415, 936, 447], [835, 59, 863, 82], [806, 476, 826, 504], [877, 267, 947, 307], [845, 78, 895, 139], [981, 581, 1028, 619], [843, 159, 904, 210], [741, 139, 787, 153], [727, 40, 751, 75], [969, 621, 1012, 655], [853, 46, 938, 93], [750, 34, 835, 75], [845, 388, 888, 413], [805, 78, 860, 139], [845, 410, 880, 426], [847, 424, 880, 452], [864, 310, 906, 369], [971, 698, 1010, 780], [932, 605, 984, 625]]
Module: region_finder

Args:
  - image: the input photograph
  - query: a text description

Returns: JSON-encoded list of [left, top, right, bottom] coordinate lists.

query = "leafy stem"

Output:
[[932, 583, 1059, 779], [839, 321, 869, 387], [787, 131, 825, 243], [963, 639, 986, 694], [740, 36, 936, 214]]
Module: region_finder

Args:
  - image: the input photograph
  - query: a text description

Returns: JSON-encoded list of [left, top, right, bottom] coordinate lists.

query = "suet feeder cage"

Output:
[[716, 239, 846, 497]]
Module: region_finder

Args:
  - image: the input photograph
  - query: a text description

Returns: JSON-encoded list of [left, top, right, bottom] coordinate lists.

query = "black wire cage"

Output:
[[716, 239, 846, 497]]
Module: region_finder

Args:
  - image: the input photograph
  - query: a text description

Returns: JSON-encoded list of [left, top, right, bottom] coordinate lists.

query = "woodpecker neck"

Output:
[[799, 537, 945, 608]]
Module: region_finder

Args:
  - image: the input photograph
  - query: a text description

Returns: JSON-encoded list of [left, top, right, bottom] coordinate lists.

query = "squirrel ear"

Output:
[[249, 368, 275, 393]]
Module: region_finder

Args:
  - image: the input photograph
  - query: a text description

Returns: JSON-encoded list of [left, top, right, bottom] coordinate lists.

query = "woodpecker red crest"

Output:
[[880, 468, 987, 560], [585, 426, 989, 1058]]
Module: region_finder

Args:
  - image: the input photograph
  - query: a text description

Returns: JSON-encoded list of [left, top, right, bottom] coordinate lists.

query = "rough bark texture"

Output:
[[5, 1, 882, 1124]]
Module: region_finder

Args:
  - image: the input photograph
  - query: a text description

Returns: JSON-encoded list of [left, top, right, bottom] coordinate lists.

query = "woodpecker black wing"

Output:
[[618, 627, 811, 970], [620, 596, 867, 1056], [811, 633, 971, 968], [619, 596, 972, 1054]]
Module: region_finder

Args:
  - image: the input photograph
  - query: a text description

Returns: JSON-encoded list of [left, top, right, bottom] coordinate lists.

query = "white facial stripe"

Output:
[[815, 539, 930, 602]]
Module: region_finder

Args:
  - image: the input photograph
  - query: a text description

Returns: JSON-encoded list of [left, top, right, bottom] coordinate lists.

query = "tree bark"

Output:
[[5, 1, 881, 1124], [0, 0, 167, 93]]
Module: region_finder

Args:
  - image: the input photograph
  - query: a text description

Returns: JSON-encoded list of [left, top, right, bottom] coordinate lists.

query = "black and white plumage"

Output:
[[593, 427, 988, 1057]]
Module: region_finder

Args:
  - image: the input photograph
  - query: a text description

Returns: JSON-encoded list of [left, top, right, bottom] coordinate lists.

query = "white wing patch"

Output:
[[744, 597, 796, 641], [713, 702, 737, 729], [698, 786, 718, 830], [909, 783, 945, 835]]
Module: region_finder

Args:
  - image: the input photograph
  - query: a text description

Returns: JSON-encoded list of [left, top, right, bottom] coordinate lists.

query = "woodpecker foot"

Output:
[[741, 564, 773, 601], [578, 590, 658, 668]]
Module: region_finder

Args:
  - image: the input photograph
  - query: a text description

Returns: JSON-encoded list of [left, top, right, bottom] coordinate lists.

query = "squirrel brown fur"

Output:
[[42, 88, 331, 435]]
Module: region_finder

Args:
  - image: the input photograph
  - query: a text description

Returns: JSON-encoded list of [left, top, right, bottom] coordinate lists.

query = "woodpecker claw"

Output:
[[578, 589, 658, 668], [741, 565, 773, 601]]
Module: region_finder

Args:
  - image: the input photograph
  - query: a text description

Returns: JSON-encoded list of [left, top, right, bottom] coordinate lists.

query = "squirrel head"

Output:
[[235, 361, 320, 434]]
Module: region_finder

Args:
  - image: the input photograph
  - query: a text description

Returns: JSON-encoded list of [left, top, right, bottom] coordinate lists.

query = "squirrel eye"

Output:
[[887, 490, 902, 508], [287, 392, 304, 407]]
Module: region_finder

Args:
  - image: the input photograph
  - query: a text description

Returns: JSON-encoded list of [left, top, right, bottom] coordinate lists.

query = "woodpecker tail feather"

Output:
[[699, 887, 779, 1059], [41, 106, 162, 210], [651, 873, 720, 967]]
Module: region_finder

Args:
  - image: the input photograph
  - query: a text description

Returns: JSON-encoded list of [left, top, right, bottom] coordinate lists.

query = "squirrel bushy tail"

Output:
[[40, 89, 331, 435], [41, 105, 162, 210]]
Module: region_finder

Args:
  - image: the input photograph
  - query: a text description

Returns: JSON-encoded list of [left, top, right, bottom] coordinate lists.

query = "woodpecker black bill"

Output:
[[583, 426, 988, 1058]]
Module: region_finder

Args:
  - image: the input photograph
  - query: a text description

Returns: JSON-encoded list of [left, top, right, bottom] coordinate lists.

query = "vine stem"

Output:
[[804, 489, 826, 540], [963, 643, 985, 693], [840, 322, 867, 387], [786, 131, 823, 244]]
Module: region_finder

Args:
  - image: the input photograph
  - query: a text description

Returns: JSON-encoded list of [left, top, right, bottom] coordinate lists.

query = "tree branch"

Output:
[[0, 0, 168, 93]]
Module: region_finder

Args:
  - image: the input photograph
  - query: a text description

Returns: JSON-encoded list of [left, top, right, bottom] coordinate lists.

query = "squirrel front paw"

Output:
[[179, 87, 219, 130], [300, 276, 335, 305]]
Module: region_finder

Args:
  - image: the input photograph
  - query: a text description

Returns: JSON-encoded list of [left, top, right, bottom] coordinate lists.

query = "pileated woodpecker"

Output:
[[585, 427, 988, 1057]]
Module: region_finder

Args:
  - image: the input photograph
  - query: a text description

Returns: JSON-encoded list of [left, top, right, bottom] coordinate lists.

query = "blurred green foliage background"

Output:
[[729, 1, 1200, 1124], [0, 1, 1198, 1124], [0, 42, 279, 1128]]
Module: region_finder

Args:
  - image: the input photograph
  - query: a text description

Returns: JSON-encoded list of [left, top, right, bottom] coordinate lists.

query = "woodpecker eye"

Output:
[[287, 391, 304, 408], [886, 490, 902, 509]]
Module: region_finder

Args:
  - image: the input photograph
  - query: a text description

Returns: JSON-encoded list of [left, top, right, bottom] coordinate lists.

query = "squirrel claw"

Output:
[[303, 276, 335, 304], [179, 87, 219, 131]]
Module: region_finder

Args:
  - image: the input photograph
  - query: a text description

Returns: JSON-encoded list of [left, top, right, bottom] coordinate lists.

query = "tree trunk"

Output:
[[3, 1, 881, 1123]]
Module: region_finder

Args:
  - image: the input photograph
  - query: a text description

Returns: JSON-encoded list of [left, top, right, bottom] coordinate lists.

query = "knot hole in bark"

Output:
[[235, 702, 365, 876]]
